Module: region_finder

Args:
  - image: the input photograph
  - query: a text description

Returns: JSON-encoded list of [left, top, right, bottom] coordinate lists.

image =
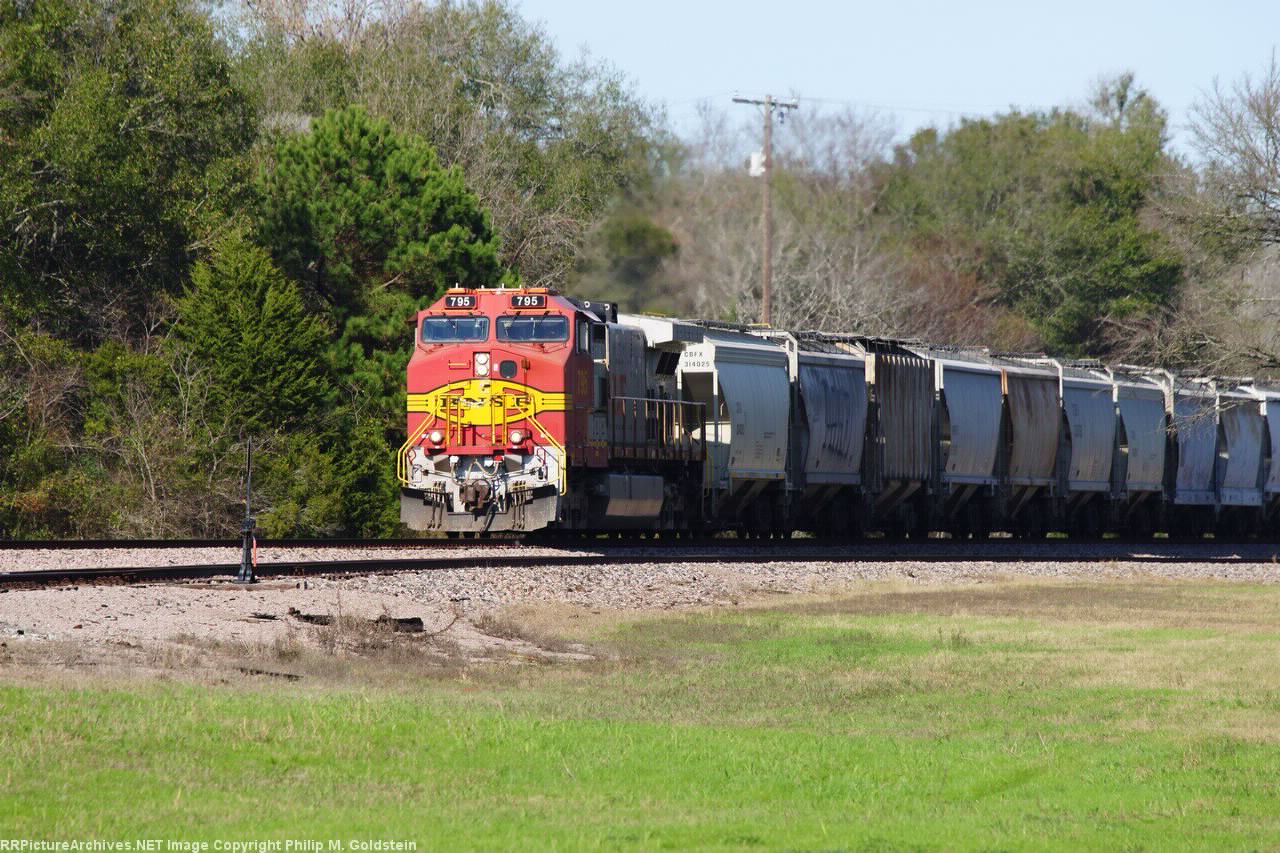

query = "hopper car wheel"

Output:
[[967, 502, 989, 540], [1019, 505, 1048, 540], [1073, 501, 1104, 540], [1085, 501, 1105, 540], [1170, 508, 1206, 541], [744, 500, 773, 540], [818, 504, 844, 540], [1218, 510, 1251, 538], [904, 506, 929, 540], [848, 510, 866, 541], [1130, 503, 1156, 539], [1216, 512, 1236, 538]]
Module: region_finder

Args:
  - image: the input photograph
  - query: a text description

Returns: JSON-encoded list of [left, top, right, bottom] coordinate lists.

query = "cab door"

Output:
[[573, 316, 609, 467]]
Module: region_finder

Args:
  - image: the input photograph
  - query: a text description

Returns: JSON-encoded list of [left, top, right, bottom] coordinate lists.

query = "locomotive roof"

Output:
[[616, 314, 704, 349], [431, 286, 611, 319]]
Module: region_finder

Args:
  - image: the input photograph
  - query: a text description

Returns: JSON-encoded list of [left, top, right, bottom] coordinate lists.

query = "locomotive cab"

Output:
[[399, 287, 588, 533]]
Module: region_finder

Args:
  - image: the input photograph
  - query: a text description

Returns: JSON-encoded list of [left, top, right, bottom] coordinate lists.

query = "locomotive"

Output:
[[398, 286, 1280, 538]]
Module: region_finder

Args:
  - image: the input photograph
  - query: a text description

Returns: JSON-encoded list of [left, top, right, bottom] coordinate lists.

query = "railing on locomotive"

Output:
[[608, 396, 706, 459]]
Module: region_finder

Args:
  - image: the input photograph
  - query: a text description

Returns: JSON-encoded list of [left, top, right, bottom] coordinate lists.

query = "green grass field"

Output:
[[3, 580, 1279, 850]]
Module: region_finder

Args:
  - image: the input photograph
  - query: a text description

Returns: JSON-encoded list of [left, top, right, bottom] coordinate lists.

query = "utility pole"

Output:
[[733, 94, 798, 326]]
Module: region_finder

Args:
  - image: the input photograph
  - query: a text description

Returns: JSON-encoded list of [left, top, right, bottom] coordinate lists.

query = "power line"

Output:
[[789, 93, 1047, 116]]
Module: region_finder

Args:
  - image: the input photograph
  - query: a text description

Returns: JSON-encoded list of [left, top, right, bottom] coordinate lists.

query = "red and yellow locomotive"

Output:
[[398, 287, 705, 534]]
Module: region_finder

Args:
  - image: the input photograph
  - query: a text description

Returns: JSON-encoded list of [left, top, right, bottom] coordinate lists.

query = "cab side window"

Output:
[[590, 323, 607, 358], [577, 317, 591, 353]]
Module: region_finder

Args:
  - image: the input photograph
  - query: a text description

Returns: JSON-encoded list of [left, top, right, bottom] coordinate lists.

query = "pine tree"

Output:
[[175, 234, 332, 432], [256, 104, 508, 323]]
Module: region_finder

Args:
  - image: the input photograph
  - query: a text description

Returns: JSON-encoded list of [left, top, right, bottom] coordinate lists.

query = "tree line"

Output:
[[1, 0, 1277, 538]]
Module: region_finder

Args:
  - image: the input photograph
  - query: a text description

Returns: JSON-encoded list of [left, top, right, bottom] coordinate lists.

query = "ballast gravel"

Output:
[[1, 542, 1278, 653]]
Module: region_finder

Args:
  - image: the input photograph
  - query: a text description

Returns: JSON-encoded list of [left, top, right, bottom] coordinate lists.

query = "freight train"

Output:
[[398, 286, 1280, 538]]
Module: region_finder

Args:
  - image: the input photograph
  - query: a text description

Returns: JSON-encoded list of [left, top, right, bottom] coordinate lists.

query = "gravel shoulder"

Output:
[[0, 543, 577, 572], [2, 550, 1277, 648]]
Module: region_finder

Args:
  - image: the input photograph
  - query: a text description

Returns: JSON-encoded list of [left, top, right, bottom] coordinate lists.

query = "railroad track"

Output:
[[0, 536, 522, 550], [2, 539, 1278, 588], [6, 533, 1280, 550]]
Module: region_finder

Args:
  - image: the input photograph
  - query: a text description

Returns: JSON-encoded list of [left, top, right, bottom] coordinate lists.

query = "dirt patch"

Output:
[[0, 577, 594, 689]]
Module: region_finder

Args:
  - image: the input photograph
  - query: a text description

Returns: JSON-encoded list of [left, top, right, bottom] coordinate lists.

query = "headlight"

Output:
[[474, 352, 490, 376], [428, 430, 444, 445], [509, 429, 525, 445]]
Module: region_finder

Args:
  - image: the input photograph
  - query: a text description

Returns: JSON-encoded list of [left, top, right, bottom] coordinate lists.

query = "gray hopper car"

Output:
[[630, 316, 1280, 538]]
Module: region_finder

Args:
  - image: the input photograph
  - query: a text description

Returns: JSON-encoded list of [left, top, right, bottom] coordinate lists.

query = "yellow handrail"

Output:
[[397, 414, 434, 487], [527, 411, 567, 494]]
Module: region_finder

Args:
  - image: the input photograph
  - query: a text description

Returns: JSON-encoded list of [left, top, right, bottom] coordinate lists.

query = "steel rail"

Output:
[[3, 541, 1279, 588], [5, 533, 1280, 551], [0, 536, 526, 551]]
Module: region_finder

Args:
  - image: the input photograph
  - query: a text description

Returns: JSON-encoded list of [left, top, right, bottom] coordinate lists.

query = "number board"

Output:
[[444, 294, 477, 309], [510, 293, 547, 309]]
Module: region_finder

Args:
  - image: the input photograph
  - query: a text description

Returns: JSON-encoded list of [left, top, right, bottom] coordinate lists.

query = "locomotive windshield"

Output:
[[421, 316, 489, 343], [497, 315, 569, 342]]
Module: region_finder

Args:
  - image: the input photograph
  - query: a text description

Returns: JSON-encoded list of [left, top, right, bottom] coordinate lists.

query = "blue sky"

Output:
[[516, 0, 1277, 157]]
